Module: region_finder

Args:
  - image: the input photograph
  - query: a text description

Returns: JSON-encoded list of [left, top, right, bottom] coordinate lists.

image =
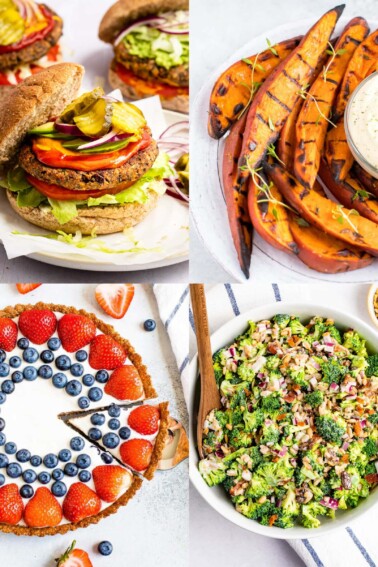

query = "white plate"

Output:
[[189, 302, 378, 539], [191, 17, 378, 283]]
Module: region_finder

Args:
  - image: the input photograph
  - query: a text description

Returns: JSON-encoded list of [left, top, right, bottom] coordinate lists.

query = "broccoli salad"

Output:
[[199, 315, 378, 529]]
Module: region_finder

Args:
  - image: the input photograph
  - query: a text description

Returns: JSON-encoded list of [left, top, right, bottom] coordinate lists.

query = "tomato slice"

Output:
[[26, 174, 135, 201], [0, 6, 56, 54], [115, 62, 189, 99], [0, 44, 60, 86], [31, 128, 152, 171]]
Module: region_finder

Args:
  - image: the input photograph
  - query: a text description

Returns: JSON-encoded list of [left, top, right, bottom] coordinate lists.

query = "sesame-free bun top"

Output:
[[99, 0, 189, 44], [0, 63, 84, 165]]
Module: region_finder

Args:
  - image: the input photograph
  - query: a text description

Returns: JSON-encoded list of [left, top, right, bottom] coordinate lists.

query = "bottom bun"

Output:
[[7, 189, 160, 235], [108, 67, 189, 114]]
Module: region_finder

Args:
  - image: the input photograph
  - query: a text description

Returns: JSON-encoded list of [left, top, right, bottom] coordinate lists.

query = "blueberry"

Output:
[[5, 442, 16, 454], [0, 418, 5, 432], [43, 454, 58, 469], [58, 449, 72, 462], [119, 427, 131, 440], [20, 485, 34, 499], [17, 338, 29, 350], [79, 470, 91, 482], [0, 474, 5, 486], [52, 373, 67, 389], [108, 404, 121, 418], [41, 350, 54, 363], [48, 337, 61, 351], [56, 355, 71, 371], [23, 367, 37, 381], [23, 469, 37, 483], [83, 374, 95, 387], [7, 463, 22, 478], [108, 418, 120, 431], [95, 370, 109, 384], [0, 393, 6, 404], [102, 433, 119, 449], [78, 397, 90, 410], [9, 356, 21, 368], [98, 541, 113, 556], [52, 481, 67, 497], [16, 449, 31, 463], [38, 365, 53, 379], [0, 364, 10, 378], [66, 380, 82, 397], [88, 428, 102, 441], [144, 319, 156, 332], [0, 433, 6, 446], [38, 472, 51, 484], [75, 350, 88, 362], [76, 454, 91, 469], [23, 348, 39, 363], [30, 455, 42, 467], [101, 453, 113, 464], [91, 413, 105, 426], [2, 380, 14, 394], [64, 463, 78, 477], [0, 350, 6, 363], [70, 363, 84, 378], [0, 454, 8, 467], [52, 468, 64, 481], [88, 387, 102, 402], [70, 437, 84, 452], [12, 371, 23, 383]]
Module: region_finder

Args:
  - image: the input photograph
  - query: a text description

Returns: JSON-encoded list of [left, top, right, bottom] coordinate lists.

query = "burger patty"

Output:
[[114, 41, 188, 87], [0, 6, 63, 71], [19, 137, 159, 192]]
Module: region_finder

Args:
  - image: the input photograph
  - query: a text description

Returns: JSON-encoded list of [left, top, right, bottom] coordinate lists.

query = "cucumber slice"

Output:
[[0, 7, 25, 46], [60, 88, 104, 124], [78, 137, 136, 155], [111, 102, 146, 134], [74, 99, 113, 137], [28, 122, 57, 135]]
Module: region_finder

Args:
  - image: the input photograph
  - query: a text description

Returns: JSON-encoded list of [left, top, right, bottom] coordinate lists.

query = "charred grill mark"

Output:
[[289, 242, 300, 254], [348, 36, 362, 46], [325, 77, 338, 85], [266, 90, 291, 112], [303, 121, 318, 125], [282, 69, 301, 87], [303, 139, 316, 144], [233, 103, 244, 116], [288, 176, 297, 188], [296, 52, 314, 70], [211, 103, 221, 115], [256, 113, 270, 127], [298, 153, 306, 164], [217, 84, 228, 96], [300, 188, 310, 199]]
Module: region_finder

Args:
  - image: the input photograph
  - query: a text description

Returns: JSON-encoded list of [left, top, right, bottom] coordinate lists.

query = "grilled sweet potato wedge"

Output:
[[289, 215, 373, 273], [266, 161, 378, 256], [324, 117, 354, 181], [354, 162, 378, 198], [294, 17, 369, 189], [208, 37, 301, 139], [237, 5, 344, 184]]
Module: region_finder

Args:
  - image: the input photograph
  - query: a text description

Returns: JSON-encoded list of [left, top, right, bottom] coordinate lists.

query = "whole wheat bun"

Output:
[[0, 63, 84, 165], [99, 0, 189, 44], [108, 66, 188, 113], [6, 189, 160, 235]]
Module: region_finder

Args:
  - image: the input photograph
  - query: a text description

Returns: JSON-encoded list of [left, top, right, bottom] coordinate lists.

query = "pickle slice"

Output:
[[112, 102, 146, 134], [0, 0, 17, 13], [74, 98, 113, 137], [60, 87, 105, 124], [175, 153, 189, 194], [0, 7, 25, 46]]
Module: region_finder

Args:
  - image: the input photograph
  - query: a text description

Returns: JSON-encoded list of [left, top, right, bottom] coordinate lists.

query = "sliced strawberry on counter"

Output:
[[92, 465, 133, 503], [95, 284, 135, 320], [16, 283, 42, 295], [104, 365, 144, 400], [0, 318, 18, 352], [56, 541, 93, 567], [63, 483, 101, 523], [89, 335, 126, 370], [120, 439, 153, 472], [58, 314, 96, 353], [19, 309, 57, 345], [24, 487, 62, 527], [128, 405, 160, 435], [0, 484, 24, 525]]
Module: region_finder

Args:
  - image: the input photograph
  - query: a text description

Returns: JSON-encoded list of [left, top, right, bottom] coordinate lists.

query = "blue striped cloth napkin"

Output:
[[185, 283, 377, 567]]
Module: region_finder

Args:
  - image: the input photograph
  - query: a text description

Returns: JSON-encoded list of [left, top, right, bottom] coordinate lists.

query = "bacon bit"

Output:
[[356, 397, 364, 404], [244, 389, 251, 396], [354, 422, 363, 437], [356, 407, 364, 415], [340, 454, 349, 463], [268, 343, 279, 354], [277, 413, 287, 421], [272, 456, 280, 463], [365, 473, 378, 484], [288, 338, 296, 347], [296, 421, 306, 426], [284, 392, 297, 403], [269, 514, 278, 526]]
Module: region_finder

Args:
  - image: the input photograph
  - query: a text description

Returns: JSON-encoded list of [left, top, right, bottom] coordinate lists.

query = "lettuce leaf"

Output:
[[17, 188, 46, 208]]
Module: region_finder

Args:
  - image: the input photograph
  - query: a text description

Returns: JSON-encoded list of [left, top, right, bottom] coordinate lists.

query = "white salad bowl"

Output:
[[189, 302, 378, 539]]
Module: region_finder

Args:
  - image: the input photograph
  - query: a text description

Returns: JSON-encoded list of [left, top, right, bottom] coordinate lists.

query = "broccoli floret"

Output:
[[265, 355, 280, 370], [348, 441, 368, 469], [213, 410, 228, 428], [315, 416, 345, 445], [365, 462, 377, 476], [230, 386, 249, 410], [243, 408, 264, 432], [213, 348, 226, 385], [288, 367, 308, 389], [363, 438, 378, 458], [261, 424, 280, 445], [273, 314, 291, 329], [327, 326, 342, 344], [274, 510, 296, 528], [343, 330, 367, 356], [256, 460, 293, 487], [366, 354, 378, 378], [308, 318, 326, 342], [261, 394, 281, 413], [281, 484, 300, 516], [301, 502, 327, 529], [246, 475, 271, 499], [236, 499, 277, 522], [369, 413, 378, 424], [237, 361, 255, 382], [305, 390, 324, 407], [321, 358, 347, 385], [289, 317, 308, 337], [199, 455, 227, 487], [228, 426, 253, 449]]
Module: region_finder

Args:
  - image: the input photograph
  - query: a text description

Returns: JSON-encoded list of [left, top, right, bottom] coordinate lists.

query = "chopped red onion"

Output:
[[229, 347, 236, 357], [54, 120, 83, 137], [330, 382, 339, 391], [278, 446, 288, 457], [360, 419, 367, 428], [320, 497, 339, 510], [114, 16, 166, 45], [341, 442, 350, 451]]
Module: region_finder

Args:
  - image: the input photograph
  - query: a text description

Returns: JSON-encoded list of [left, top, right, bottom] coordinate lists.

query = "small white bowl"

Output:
[[189, 302, 378, 539], [367, 284, 378, 330]]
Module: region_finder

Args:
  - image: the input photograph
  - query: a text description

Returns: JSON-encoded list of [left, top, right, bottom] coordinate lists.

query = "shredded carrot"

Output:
[[269, 514, 278, 526], [354, 422, 363, 436], [277, 413, 287, 421], [341, 454, 349, 463]]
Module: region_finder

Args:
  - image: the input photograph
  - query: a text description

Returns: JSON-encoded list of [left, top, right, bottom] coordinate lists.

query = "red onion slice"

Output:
[[77, 130, 131, 150], [54, 120, 83, 137], [114, 16, 167, 45]]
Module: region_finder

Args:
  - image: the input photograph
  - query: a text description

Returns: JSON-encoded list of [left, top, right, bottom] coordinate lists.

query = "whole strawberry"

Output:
[[104, 365, 144, 400], [19, 309, 57, 345], [128, 405, 160, 435], [92, 465, 133, 503], [120, 439, 153, 472], [56, 541, 93, 567], [58, 314, 96, 353], [63, 483, 101, 523], [89, 335, 126, 370], [0, 318, 18, 351], [0, 483, 23, 525], [24, 487, 62, 527]]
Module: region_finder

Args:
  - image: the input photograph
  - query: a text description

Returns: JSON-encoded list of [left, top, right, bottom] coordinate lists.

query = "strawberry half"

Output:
[[89, 335, 126, 370], [19, 309, 57, 345], [63, 483, 101, 523], [24, 487, 62, 528], [56, 541, 93, 567], [0, 318, 18, 351], [0, 483, 24, 525], [95, 283, 135, 319], [92, 465, 133, 503], [16, 283, 42, 295], [104, 365, 144, 400], [58, 314, 96, 353], [128, 405, 160, 435], [120, 439, 153, 472]]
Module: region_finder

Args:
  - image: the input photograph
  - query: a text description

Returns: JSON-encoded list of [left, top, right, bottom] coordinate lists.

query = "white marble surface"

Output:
[[190, 0, 377, 283]]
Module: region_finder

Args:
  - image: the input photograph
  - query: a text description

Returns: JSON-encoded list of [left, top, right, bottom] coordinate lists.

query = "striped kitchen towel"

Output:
[[187, 282, 377, 567]]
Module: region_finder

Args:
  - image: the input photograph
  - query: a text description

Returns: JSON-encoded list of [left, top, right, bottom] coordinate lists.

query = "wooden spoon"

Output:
[[190, 284, 222, 459]]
